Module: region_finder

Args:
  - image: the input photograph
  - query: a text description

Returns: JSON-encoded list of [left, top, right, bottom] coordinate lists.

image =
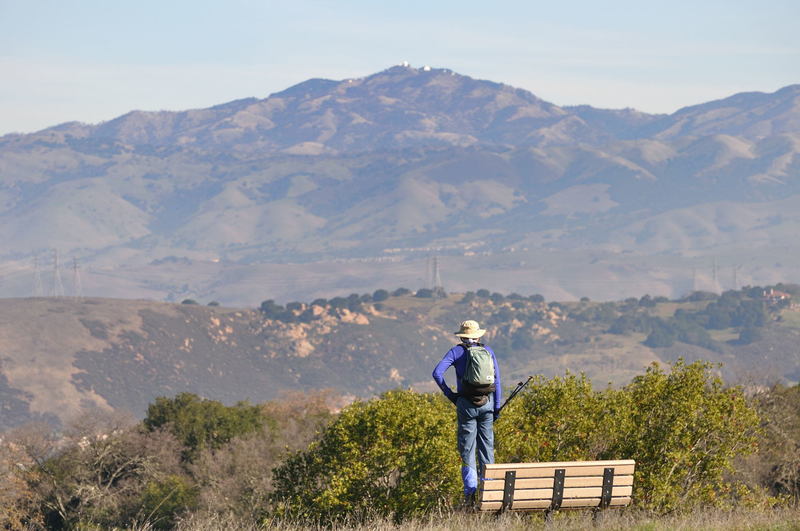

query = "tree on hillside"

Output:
[[259, 299, 284, 317], [143, 393, 267, 461], [733, 300, 768, 328], [683, 291, 719, 302], [459, 291, 476, 304], [644, 327, 675, 348], [638, 294, 656, 307], [328, 296, 347, 309], [372, 289, 389, 302], [738, 326, 763, 345]]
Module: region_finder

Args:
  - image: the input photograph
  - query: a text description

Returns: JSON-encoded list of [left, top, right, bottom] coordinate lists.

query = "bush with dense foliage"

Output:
[[2, 363, 794, 527], [496, 360, 760, 513], [144, 393, 267, 461], [271, 390, 460, 522]]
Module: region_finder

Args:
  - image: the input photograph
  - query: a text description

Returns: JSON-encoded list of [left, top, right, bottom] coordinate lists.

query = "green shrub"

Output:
[[497, 360, 760, 513], [271, 389, 460, 522], [140, 475, 199, 529], [496, 373, 629, 462], [617, 360, 760, 512], [144, 393, 267, 461]]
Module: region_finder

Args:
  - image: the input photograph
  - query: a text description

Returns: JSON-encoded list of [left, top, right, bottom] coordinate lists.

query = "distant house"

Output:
[[762, 288, 791, 304]]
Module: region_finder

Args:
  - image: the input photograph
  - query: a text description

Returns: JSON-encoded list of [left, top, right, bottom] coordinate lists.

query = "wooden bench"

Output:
[[477, 459, 635, 516]]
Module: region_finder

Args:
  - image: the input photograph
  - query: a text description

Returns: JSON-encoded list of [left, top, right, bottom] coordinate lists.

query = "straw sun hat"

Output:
[[454, 319, 486, 339]]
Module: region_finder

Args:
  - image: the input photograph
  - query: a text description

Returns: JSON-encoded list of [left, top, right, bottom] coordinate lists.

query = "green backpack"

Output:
[[462, 345, 495, 387]]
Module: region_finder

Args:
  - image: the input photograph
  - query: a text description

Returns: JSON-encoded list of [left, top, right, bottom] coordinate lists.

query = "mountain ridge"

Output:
[[11, 67, 796, 148], [0, 66, 798, 304]]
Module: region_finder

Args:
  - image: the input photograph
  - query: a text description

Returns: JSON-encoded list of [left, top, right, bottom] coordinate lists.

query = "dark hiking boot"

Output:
[[458, 491, 477, 512]]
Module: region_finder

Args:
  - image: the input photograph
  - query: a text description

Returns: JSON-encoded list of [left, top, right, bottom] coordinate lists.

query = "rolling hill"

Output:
[[2, 287, 798, 430]]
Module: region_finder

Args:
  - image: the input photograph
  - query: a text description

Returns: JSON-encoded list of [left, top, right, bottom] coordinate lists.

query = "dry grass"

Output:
[[175, 507, 800, 531]]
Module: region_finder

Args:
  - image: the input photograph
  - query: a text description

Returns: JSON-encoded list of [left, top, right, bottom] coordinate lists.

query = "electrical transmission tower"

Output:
[[432, 255, 443, 290], [33, 255, 44, 296], [72, 257, 83, 298], [733, 265, 742, 290], [712, 257, 718, 292], [51, 250, 64, 297]]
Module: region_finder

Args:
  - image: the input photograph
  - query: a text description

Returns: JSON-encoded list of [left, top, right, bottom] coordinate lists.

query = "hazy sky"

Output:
[[1, 0, 798, 135]]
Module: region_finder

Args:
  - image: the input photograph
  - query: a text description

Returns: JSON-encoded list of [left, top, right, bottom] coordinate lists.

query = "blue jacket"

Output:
[[432, 344, 502, 411]]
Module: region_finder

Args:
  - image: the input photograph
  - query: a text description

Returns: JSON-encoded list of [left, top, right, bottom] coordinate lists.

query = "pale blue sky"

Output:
[[1, 0, 798, 135]]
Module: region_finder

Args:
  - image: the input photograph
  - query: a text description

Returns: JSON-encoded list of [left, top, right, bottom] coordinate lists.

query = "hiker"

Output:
[[432, 319, 502, 504]]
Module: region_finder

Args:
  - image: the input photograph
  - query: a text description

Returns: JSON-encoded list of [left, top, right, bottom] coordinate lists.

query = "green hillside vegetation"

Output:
[[2, 361, 799, 529], [256, 282, 800, 387]]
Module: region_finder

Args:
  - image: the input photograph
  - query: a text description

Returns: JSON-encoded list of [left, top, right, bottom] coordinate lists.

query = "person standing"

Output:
[[432, 319, 502, 505]]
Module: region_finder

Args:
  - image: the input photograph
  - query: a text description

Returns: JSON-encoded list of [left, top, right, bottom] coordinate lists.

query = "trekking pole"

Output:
[[497, 375, 533, 414]]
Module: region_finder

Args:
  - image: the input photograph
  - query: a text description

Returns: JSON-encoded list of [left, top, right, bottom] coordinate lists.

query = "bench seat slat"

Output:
[[482, 474, 634, 491], [484, 464, 635, 479], [484, 459, 634, 470], [479, 496, 631, 511], [482, 485, 632, 502]]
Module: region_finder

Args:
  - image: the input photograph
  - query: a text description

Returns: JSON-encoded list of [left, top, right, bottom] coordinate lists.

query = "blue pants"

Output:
[[456, 394, 494, 497]]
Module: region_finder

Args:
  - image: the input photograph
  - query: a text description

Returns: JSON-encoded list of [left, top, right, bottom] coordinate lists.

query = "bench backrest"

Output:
[[478, 459, 635, 512]]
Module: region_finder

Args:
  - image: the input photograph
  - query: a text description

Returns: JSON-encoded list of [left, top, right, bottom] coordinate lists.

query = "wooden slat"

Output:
[[484, 459, 634, 471], [479, 496, 631, 512], [484, 464, 635, 479], [481, 485, 632, 502], [482, 474, 634, 491]]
